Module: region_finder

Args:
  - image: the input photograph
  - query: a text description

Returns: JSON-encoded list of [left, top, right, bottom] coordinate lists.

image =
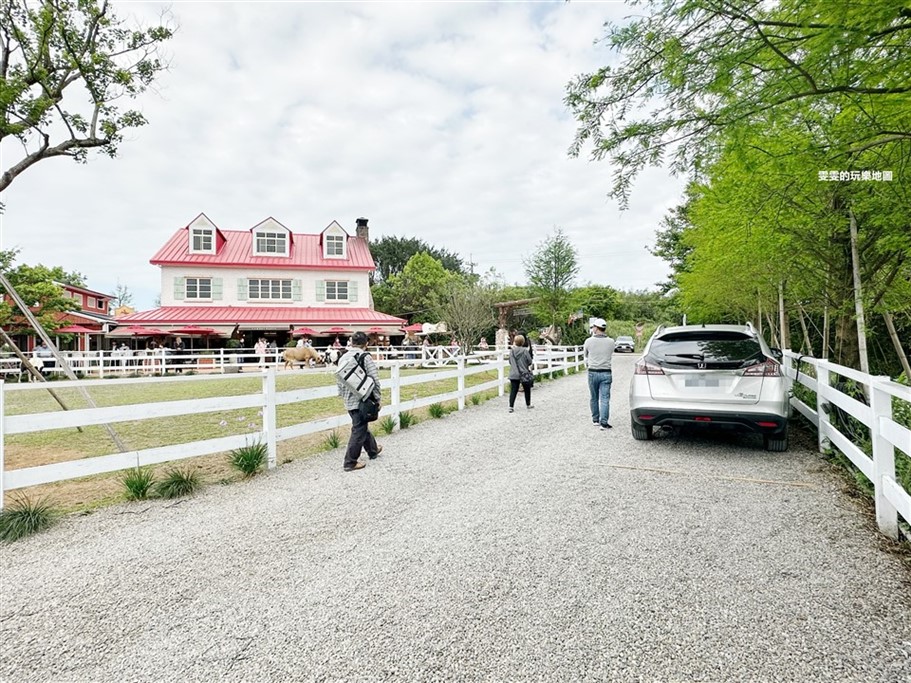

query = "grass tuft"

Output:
[[229, 441, 267, 477], [470, 394, 481, 406], [398, 410, 415, 429], [155, 468, 200, 499], [428, 403, 445, 419], [324, 430, 341, 450], [121, 467, 155, 500], [0, 496, 57, 542], [379, 415, 397, 434]]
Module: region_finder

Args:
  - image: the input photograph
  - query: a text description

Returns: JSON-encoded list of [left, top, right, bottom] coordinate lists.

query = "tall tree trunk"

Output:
[[797, 303, 814, 356], [777, 282, 790, 350], [848, 208, 870, 374], [883, 311, 911, 380]]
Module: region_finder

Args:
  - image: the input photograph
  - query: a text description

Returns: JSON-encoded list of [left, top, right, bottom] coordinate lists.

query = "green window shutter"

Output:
[[292, 280, 302, 302], [237, 278, 248, 300], [316, 280, 325, 302], [349, 280, 358, 302], [174, 277, 185, 300], [212, 278, 223, 301]]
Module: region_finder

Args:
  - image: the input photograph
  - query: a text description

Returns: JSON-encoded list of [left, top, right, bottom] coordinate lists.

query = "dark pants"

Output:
[[509, 379, 532, 408], [344, 408, 379, 468]]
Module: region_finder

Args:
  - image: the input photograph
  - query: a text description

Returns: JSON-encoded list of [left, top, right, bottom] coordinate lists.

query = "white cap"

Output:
[[590, 318, 607, 329]]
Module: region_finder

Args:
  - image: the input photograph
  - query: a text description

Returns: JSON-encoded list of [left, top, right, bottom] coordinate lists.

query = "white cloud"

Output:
[[0, 0, 685, 310]]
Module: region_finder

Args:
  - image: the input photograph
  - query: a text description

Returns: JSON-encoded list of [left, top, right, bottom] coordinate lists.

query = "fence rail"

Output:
[[0, 347, 584, 505], [782, 351, 911, 539], [1, 344, 536, 379]]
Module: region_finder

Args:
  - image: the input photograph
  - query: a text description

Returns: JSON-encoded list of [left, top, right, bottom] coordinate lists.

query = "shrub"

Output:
[[155, 468, 200, 499], [428, 403, 445, 419], [379, 415, 397, 434], [324, 430, 341, 450], [399, 410, 415, 429], [0, 496, 57, 542], [121, 467, 155, 500], [229, 441, 267, 477]]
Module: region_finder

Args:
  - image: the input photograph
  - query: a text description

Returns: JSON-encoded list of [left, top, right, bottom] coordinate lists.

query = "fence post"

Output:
[[497, 349, 505, 396], [869, 376, 898, 539], [457, 356, 466, 411], [816, 360, 831, 453], [262, 367, 277, 469], [1, 379, 4, 510], [98, 350, 105, 380], [391, 363, 401, 428]]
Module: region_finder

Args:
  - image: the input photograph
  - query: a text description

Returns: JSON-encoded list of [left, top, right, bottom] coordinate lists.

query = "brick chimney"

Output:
[[355, 217, 369, 242]]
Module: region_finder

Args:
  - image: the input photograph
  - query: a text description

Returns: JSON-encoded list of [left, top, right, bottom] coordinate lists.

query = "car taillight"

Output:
[[742, 358, 781, 377], [635, 360, 665, 375]]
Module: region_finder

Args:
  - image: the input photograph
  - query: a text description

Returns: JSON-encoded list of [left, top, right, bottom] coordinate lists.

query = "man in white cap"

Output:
[[583, 318, 616, 430]]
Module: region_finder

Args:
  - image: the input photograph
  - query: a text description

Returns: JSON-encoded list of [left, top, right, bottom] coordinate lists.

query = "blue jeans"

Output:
[[588, 370, 613, 426]]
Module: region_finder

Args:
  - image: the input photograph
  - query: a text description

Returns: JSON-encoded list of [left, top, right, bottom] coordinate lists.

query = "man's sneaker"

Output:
[[368, 445, 383, 460], [593, 420, 600, 427], [508, 407, 514, 413], [526, 405, 534, 410], [599, 424, 613, 431], [343, 461, 366, 472]]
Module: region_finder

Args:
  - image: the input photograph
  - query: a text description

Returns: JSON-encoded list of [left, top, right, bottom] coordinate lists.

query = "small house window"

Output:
[[248, 279, 292, 300], [254, 231, 288, 255], [87, 296, 96, 308], [186, 278, 212, 299], [325, 234, 344, 257], [191, 227, 214, 253], [325, 280, 348, 301]]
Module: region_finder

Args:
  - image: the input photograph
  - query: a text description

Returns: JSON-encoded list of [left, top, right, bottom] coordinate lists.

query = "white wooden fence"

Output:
[[0, 347, 584, 506], [782, 351, 911, 540], [0, 344, 535, 378]]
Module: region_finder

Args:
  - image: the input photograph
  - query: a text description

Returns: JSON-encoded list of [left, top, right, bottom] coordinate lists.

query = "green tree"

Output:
[[373, 252, 457, 322], [0, 0, 174, 192], [524, 227, 579, 327], [566, 0, 911, 206], [0, 251, 83, 331], [369, 235, 464, 284], [435, 274, 498, 350], [567, 285, 621, 322]]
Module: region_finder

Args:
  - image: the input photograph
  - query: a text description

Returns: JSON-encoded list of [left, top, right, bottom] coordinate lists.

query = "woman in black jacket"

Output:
[[508, 334, 534, 413]]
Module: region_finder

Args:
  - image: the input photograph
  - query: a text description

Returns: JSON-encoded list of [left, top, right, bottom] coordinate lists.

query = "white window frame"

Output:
[[254, 231, 288, 256], [185, 277, 213, 300], [324, 234, 345, 258], [325, 280, 349, 301], [191, 227, 215, 253], [248, 278, 292, 300]]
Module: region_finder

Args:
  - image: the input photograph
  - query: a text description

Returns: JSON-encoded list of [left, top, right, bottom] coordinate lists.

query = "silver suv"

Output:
[[629, 324, 790, 451]]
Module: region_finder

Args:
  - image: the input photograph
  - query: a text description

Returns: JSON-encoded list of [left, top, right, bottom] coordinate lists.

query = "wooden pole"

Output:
[[848, 208, 870, 375], [883, 311, 911, 380], [0, 327, 82, 431], [0, 273, 126, 452]]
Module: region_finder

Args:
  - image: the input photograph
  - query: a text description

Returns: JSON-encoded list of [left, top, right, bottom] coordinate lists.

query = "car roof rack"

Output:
[[745, 321, 757, 335]]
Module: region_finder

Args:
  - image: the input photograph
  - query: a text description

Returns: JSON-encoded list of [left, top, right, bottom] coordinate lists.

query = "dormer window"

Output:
[[191, 227, 214, 253], [325, 234, 345, 257], [254, 230, 288, 256]]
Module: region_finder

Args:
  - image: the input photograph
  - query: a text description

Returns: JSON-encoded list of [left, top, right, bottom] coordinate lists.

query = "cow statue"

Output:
[[538, 324, 562, 345], [282, 346, 323, 370], [324, 347, 341, 366]]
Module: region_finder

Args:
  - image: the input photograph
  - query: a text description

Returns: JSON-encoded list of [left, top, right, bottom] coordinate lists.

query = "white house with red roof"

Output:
[[116, 214, 406, 343]]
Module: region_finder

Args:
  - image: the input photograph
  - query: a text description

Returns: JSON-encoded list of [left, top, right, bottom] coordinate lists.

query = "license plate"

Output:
[[685, 375, 720, 388]]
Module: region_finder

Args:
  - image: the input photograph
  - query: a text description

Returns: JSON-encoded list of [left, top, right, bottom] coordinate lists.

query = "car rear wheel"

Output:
[[764, 429, 788, 452], [631, 422, 653, 440]]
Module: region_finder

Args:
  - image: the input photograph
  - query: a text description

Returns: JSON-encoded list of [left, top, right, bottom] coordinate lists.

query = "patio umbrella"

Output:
[[401, 323, 423, 333], [170, 325, 219, 349], [110, 325, 169, 350], [54, 324, 96, 352], [367, 327, 387, 333], [291, 327, 318, 336], [326, 326, 352, 334]]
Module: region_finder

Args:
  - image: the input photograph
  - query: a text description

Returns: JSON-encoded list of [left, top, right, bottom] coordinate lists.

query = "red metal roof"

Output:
[[150, 226, 375, 270], [116, 306, 406, 326]]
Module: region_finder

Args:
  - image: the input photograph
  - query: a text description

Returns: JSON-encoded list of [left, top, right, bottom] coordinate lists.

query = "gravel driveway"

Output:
[[2, 354, 910, 682]]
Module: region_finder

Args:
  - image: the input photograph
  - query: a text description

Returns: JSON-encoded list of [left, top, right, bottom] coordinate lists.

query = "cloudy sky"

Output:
[[0, 0, 686, 312]]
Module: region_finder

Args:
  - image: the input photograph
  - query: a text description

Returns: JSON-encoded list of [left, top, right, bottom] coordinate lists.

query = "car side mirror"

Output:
[[768, 347, 783, 361]]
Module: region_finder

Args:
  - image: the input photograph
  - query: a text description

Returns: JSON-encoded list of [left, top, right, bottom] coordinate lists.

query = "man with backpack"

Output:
[[335, 331, 383, 472]]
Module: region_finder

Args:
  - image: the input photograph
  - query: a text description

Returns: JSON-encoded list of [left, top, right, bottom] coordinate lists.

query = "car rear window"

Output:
[[649, 332, 763, 368]]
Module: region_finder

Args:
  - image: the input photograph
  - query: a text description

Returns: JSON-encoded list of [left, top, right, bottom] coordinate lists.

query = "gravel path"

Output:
[[2, 355, 910, 682]]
